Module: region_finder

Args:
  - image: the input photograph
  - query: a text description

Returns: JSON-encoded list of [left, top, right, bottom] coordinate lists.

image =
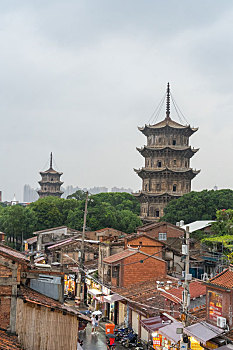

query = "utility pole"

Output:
[[75, 191, 88, 308], [182, 226, 190, 327]]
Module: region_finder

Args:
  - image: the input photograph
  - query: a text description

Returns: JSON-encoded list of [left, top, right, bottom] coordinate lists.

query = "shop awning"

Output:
[[159, 322, 183, 343], [88, 289, 102, 296], [184, 322, 224, 345], [217, 345, 233, 350], [141, 315, 170, 332], [104, 294, 123, 303]]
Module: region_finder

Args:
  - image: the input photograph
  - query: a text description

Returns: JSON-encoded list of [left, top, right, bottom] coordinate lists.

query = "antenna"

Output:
[[50, 152, 53, 169], [166, 82, 171, 119]]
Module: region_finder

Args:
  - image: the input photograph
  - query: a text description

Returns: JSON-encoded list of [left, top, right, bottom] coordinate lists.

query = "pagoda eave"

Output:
[[138, 124, 198, 137], [137, 146, 199, 158], [134, 167, 200, 179], [38, 181, 63, 185]]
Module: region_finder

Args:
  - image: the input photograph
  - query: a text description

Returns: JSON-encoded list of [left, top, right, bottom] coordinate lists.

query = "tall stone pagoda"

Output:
[[134, 83, 200, 221], [37, 153, 64, 198]]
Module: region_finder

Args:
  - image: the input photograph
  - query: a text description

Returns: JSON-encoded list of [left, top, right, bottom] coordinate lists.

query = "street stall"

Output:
[[64, 274, 76, 299], [184, 322, 224, 349], [156, 321, 183, 350], [140, 315, 170, 343], [87, 281, 103, 310]]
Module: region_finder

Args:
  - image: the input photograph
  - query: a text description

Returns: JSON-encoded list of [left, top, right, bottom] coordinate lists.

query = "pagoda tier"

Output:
[[133, 83, 200, 221], [138, 119, 198, 137], [134, 167, 200, 180], [37, 190, 64, 197], [137, 145, 199, 158], [38, 180, 63, 186]]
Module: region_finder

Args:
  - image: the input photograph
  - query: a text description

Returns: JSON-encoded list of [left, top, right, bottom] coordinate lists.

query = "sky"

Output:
[[1, 0, 233, 201]]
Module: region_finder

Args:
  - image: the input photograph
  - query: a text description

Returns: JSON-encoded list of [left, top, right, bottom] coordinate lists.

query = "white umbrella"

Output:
[[92, 310, 102, 316]]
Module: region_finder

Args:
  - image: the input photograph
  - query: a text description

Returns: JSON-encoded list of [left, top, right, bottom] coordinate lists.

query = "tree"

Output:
[[67, 189, 86, 201], [66, 192, 141, 233], [29, 196, 79, 231], [211, 209, 233, 236], [161, 189, 233, 224], [0, 205, 37, 249]]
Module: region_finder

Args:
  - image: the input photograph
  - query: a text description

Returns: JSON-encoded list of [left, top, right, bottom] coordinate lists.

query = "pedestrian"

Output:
[[91, 314, 96, 334], [95, 315, 99, 332]]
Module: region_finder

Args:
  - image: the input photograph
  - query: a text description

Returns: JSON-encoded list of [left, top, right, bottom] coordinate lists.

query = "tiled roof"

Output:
[[0, 244, 29, 264], [126, 233, 165, 245], [208, 268, 233, 289], [103, 248, 165, 264], [103, 249, 137, 263], [26, 236, 37, 244], [161, 280, 206, 304], [114, 277, 178, 315], [18, 286, 90, 321], [137, 221, 185, 233], [48, 238, 75, 250], [0, 329, 23, 349]]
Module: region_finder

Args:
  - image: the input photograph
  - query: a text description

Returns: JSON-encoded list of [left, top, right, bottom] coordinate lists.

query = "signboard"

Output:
[[152, 334, 162, 348], [208, 291, 223, 322], [180, 342, 188, 350]]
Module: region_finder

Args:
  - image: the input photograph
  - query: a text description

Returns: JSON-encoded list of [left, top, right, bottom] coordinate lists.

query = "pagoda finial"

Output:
[[166, 82, 170, 120], [50, 152, 53, 169]]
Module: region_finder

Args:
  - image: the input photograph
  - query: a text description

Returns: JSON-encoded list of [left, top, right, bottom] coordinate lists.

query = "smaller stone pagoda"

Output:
[[37, 153, 64, 198]]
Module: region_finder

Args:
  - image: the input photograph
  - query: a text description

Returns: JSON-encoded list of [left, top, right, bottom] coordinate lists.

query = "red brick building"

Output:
[[103, 248, 167, 288], [125, 233, 164, 258], [205, 265, 233, 328], [161, 280, 206, 317], [137, 221, 185, 240], [0, 244, 29, 331]]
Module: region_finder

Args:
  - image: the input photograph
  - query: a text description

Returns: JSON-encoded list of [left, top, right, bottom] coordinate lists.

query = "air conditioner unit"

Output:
[[217, 316, 227, 329]]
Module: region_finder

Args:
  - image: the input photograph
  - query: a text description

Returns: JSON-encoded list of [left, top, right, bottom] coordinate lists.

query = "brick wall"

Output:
[[138, 223, 184, 240], [120, 252, 167, 287], [126, 236, 163, 258], [206, 286, 232, 327]]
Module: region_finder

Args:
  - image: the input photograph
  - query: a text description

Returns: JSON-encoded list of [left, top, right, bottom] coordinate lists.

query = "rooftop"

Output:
[[0, 329, 23, 350], [103, 248, 165, 264], [0, 244, 29, 264], [103, 249, 137, 264], [181, 220, 215, 233], [18, 285, 90, 321], [161, 280, 206, 304], [208, 267, 233, 290]]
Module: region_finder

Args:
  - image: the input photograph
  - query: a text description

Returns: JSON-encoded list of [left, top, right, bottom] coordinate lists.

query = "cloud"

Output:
[[0, 1, 232, 200]]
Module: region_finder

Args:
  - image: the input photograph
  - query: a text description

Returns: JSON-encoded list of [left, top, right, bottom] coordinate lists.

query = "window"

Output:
[[157, 161, 162, 168], [159, 233, 167, 241], [173, 184, 177, 192], [172, 139, 176, 145], [139, 241, 142, 245], [156, 183, 161, 191], [173, 159, 176, 166], [156, 210, 160, 217]]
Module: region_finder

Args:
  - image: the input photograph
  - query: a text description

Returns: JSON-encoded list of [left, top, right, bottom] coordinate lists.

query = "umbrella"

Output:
[[92, 310, 102, 316]]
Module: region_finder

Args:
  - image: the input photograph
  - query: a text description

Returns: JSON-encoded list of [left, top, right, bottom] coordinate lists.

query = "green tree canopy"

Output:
[[29, 196, 79, 231], [0, 205, 37, 249], [162, 189, 233, 225], [66, 192, 141, 233]]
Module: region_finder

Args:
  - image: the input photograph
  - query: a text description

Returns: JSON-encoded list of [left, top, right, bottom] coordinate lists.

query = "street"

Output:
[[79, 323, 125, 350]]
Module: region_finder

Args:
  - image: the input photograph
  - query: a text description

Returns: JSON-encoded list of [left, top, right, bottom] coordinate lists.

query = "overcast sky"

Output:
[[1, 0, 233, 201]]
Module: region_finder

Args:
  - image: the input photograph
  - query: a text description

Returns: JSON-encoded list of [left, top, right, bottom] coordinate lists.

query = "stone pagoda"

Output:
[[37, 153, 64, 198], [134, 83, 200, 221]]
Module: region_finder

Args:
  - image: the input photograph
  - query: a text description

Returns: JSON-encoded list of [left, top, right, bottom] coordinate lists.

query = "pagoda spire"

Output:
[[166, 82, 171, 120], [50, 152, 53, 169]]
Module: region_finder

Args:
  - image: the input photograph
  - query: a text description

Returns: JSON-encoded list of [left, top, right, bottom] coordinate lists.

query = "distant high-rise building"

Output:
[[23, 185, 39, 202], [111, 187, 132, 193], [37, 153, 64, 198]]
